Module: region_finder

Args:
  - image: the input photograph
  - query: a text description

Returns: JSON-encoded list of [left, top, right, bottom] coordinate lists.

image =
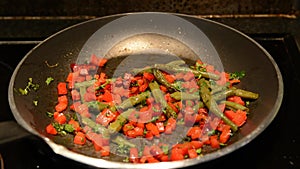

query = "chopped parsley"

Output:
[[18, 78, 39, 95], [45, 77, 54, 85], [33, 100, 38, 106], [229, 70, 246, 80]]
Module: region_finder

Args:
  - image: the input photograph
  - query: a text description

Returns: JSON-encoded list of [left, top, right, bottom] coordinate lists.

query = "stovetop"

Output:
[[0, 33, 299, 169]]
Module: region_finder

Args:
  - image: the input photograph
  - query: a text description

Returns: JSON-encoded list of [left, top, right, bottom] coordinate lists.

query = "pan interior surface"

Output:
[[8, 12, 283, 168]]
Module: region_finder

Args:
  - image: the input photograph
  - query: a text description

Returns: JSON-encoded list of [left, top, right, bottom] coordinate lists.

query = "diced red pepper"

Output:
[[90, 54, 108, 67], [57, 82, 68, 95], [147, 156, 159, 163], [160, 155, 169, 161], [101, 146, 110, 156], [123, 123, 134, 133], [74, 132, 86, 145], [209, 135, 220, 148], [150, 145, 164, 158], [53, 112, 67, 124], [188, 148, 198, 159], [187, 126, 202, 140], [68, 119, 81, 132], [227, 96, 245, 106], [156, 122, 165, 133], [96, 108, 117, 127], [219, 125, 231, 143], [57, 95, 68, 103], [55, 102, 68, 113], [129, 147, 139, 163], [143, 72, 154, 81], [101, 90, 113, 102], [171, 148, 184, 161], [190, 141, 203, 149], [146, 123, 160, 137], [71, 90, 80, 101], [139, 83, 148, 92], [46, 124, 57, 135], [164, 74, 175, 83], [134, 127, 144, 136], [84, 91, 97, 102], [224, 109, 247, 127], [183, 72, 195, 81], [138, 109, 152, 123], [145, 130, 153, 140], [166, 117, 176, 130]]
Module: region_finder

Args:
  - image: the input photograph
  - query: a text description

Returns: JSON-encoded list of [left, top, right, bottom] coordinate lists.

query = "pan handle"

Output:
[[0, 121, 32, 145]]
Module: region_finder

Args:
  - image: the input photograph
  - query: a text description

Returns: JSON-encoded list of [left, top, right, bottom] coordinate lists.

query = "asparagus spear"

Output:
[[149, 81, 177, 119], [198, 79, 238, 132]]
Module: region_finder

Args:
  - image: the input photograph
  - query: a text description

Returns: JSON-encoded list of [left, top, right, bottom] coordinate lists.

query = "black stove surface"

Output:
[[0, 34, 299, 169]]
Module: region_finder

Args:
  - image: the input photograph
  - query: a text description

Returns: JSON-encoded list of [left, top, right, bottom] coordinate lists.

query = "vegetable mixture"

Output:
[[45, 54, 259, 163]]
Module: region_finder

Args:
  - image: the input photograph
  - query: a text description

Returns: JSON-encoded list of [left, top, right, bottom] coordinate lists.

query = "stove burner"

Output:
[[0, 34, 299, 169]]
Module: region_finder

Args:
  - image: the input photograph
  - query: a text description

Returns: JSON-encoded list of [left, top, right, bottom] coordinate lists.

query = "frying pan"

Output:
[[3, 12, 283, 168]]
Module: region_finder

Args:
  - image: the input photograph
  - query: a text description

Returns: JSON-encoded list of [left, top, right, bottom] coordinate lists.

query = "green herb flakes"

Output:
[[18, 78, 39, 95], [45, 77, 54, 85]]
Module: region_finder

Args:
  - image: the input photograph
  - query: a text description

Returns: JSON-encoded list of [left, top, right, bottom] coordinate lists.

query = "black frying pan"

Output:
[[4, 12, 283, 168]]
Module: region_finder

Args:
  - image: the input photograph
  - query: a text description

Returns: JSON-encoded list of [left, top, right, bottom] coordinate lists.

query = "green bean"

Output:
[[74, 79, 96, 88], [108, 108, 134, 134], [170, 91, 200, 100], [131, 66, 152, 75], [199, 79, 238, 132], [213, 87, 259, 101], [149, 81, 177, 118], [112, 136, 136, 148], [192, 101, 205, 112], [211, 83, 230, 94], [117, 91, 151, 110], [213, 89, 235, 102], [85, 101, 109, 111], [154, 63, 220, 80], [166, 60, 186, 66], [233, 88, 259, 99], [153, 69, 179, 91], [79, 86, 87, 103], [81, 117, 110, 138], [223, 101, 249, 112]]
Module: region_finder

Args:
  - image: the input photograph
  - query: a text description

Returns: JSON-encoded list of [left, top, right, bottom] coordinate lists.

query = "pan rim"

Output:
[[8, 12, 283, 168]]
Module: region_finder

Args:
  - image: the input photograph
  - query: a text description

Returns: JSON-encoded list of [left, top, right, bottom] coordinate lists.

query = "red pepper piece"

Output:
[[57, 82, 68, 95], [74, 132, 86, 145], [46, 124, 57, 135]]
